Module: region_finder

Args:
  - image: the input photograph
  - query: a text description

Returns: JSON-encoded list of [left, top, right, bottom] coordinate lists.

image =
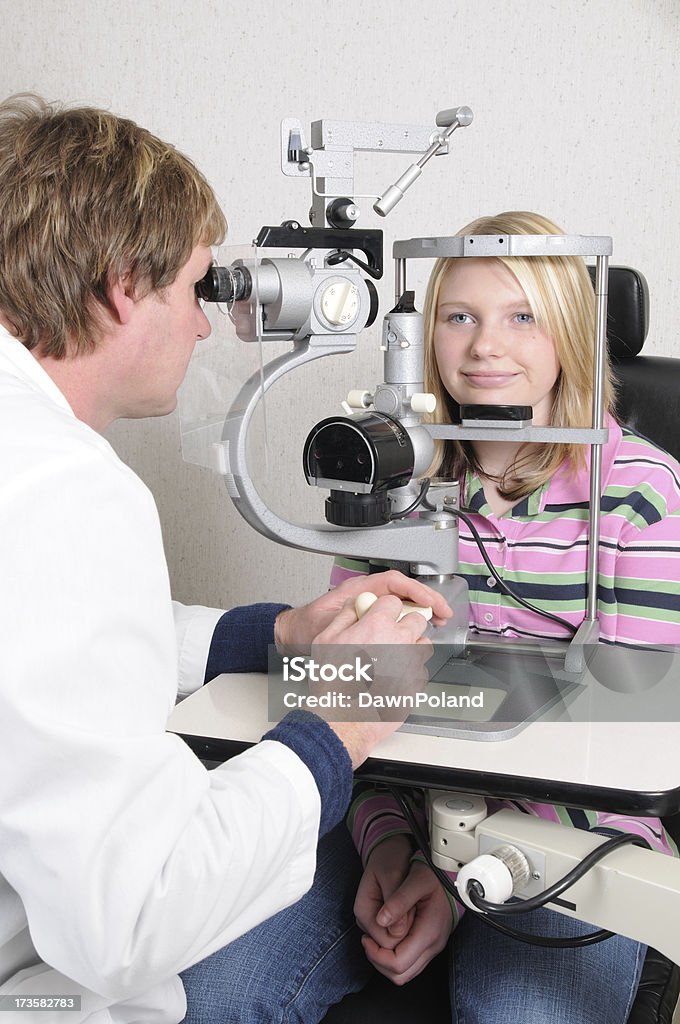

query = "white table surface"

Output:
[[167, 672, 680, 805]]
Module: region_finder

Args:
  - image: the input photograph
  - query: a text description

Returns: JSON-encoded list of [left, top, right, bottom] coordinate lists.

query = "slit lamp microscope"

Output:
[[182, 108, 680, 961]]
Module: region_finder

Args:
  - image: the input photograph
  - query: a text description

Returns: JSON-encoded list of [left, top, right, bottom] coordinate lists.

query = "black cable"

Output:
[[388, 475, 577, 634], [387, 787, 649, 950], [325, 248, 381, 280], [464, 887, 616, 948], [442, 504, 578, 637], [469, 831, 650, 915], [388, 786, 462, 897], [388, 479, 432, 520]]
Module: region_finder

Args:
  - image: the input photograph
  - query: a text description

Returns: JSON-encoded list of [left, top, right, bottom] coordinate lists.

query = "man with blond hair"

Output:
[[0, 95, 448, 1023]]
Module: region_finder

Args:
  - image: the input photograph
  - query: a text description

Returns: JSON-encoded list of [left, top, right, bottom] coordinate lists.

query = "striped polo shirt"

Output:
[[331, 417, 680, 897]]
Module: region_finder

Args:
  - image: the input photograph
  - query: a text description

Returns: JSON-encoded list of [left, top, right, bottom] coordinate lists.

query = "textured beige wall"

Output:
[[2, 0, 679, 610]]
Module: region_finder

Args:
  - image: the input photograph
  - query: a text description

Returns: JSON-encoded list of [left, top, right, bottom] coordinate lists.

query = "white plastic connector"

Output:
[[430, 793, 488, 871], [456, 854, 514, 910], [399, 602, 433, 622], [346, 390, 373, 410], [430, 793, 488, 832], [354, 592, 378, 617], [409, 393, 437, 415], [354, 592, 432, 622], [456, 844, 532, 910]]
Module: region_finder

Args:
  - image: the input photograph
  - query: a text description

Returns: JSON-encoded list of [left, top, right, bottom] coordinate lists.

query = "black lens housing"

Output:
[[325, 490, 390, 527], [196, 265, 252, 303], [303, 412, 415, 526]]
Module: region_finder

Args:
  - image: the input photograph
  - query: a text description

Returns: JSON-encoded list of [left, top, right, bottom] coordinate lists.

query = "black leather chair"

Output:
[[604, 266, 680, 465], [322, 267, 680, 1024]]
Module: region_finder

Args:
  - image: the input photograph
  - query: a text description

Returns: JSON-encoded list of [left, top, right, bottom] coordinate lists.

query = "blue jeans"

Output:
[[450, 907, 646, 1024], [180, 824, 371, 1024], [181, 824, 645, 1024]]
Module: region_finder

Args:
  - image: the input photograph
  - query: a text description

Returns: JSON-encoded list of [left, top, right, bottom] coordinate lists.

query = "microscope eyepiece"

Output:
[[196, 264, 253, 304]]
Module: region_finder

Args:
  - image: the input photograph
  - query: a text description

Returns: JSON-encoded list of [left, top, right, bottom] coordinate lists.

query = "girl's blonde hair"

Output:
[[422, 210, 616, 500]]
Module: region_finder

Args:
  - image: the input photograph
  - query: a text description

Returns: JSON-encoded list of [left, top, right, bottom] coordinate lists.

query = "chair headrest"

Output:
[[587, 265, 649, 359]]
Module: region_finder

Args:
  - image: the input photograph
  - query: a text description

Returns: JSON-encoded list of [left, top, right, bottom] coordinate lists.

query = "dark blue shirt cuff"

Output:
[[263, 711, 353, 837], [204, 603, 290, 682]]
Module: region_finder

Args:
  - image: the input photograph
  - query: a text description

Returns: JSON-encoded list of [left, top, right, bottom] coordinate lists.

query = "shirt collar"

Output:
[[462, 414, 622, 519], [0, 323, 75, 417], [463, 471, 489, 514], [542, 415, 621, 512]]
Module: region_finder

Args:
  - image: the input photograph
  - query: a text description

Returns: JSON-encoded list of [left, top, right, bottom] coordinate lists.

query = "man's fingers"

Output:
[[316, 594, 430, 644], [396, 609, 431, 640], [314, 599, 358, 641], [334, 570, 452, 622], [358, 596, 430, 641], [373, 570, 452, 621]]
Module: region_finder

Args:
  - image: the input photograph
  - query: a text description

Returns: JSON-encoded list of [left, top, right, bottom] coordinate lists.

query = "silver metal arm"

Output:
[[281, 107, 473, 227], [373, 107, 473, 216], [586, 254, 610, 622], [216, 336, 459, 575]]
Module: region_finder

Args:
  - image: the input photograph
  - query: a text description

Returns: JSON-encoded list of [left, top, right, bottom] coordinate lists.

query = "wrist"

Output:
[[369, 832, 415, 863], [274, 608, 295, 654], [410, 851, 460, 926], [326, 721, 369, 770], [366, 832, 414, 884], [275, 606, 315, 656]]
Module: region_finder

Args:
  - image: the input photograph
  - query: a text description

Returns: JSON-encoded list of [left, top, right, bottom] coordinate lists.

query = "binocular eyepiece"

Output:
[[196, 264, 253, 304]]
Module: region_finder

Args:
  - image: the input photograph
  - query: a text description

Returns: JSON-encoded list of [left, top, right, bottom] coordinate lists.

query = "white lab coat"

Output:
[[0, 328, 321, 1023]]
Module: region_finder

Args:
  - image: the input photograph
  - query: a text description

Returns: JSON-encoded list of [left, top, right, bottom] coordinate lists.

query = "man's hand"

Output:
[[355, 837, 454, 985], [310, 592, 434, 767], [274, 571, 452, 768], [274, 570, 452, 654]]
